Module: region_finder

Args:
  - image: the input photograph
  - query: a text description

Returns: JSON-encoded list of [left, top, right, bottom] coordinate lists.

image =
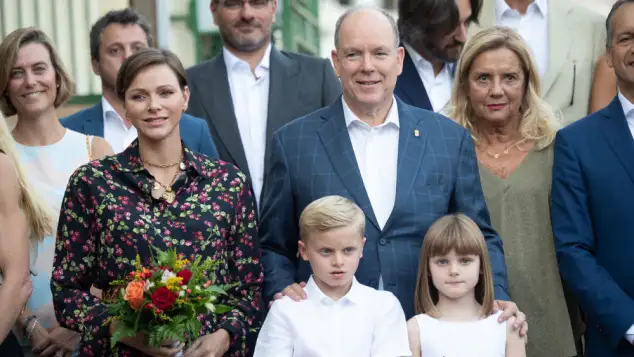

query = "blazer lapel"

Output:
[[601, 98, 634, 185], [382, 101, 427, 233], [195, 54, 251, 179], [266, 48, 301, 162], [318, 98, 381, 231], [398, 48, 433, 110], [541, 1, 573, 96]]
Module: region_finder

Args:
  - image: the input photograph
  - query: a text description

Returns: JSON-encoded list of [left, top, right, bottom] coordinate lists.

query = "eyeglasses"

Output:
[[220, 0, 271, 9]]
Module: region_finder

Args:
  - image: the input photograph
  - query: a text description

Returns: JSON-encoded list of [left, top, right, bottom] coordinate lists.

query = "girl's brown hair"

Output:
[[414, 214, 495, 318]]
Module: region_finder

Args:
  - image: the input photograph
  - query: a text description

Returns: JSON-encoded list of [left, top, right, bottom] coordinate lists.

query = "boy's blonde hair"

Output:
[[414, 214, 495, 318], [299, 196, 365, 241]]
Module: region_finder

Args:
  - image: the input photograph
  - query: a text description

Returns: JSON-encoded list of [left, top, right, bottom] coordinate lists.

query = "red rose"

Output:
[[151, 287, 177, 310], [176, 269, 193, 285]]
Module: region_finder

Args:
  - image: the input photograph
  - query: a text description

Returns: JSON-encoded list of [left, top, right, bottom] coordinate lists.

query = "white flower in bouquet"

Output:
[[160, 270, 176, 284], [144, 280, 155, 291]]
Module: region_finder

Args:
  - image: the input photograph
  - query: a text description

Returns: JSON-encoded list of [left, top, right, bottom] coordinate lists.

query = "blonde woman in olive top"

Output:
[[447, 27, 580, 357]]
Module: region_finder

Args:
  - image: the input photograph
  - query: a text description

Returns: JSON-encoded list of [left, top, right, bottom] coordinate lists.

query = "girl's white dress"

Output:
[[415, 311, 507, 357]]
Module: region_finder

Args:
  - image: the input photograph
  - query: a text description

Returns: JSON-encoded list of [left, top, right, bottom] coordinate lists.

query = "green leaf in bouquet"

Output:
[[110, 320, 138, 348], [213, 304, 232, 314], [205, 285, 229, 295]]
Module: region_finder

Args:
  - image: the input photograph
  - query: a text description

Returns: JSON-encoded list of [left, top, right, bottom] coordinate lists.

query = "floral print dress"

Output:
[[51, 140, 263, 357]]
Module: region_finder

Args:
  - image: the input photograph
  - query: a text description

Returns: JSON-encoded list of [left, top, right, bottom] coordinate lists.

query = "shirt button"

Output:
[[379, 238, 387, 245]]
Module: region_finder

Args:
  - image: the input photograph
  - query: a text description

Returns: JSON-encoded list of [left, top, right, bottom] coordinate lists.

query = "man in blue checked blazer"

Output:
[[259, 8, 524, 324]]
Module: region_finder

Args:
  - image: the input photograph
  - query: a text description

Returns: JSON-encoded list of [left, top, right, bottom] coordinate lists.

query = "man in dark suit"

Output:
[[552, 1, 634, 356], [395, 0, 481, 111], [259, 7, 527, 328], [61, 9, 218, 158], [186, 0, 342, 208]]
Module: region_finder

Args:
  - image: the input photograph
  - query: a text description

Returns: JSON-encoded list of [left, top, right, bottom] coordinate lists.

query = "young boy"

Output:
[[254, 195, 412, 357]]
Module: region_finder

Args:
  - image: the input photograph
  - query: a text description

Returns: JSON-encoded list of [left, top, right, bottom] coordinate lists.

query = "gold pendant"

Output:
[[162, 190, 176, 203], [493, 153, 500, 159]]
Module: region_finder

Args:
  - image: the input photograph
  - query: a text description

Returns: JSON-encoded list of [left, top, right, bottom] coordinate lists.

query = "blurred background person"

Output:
[[61, 8, 218, 158], [0, 110, 47, 356], [0, 27, 113, 357], [471, 0, 607, 125], [186, 0, 342, 210], [395, 0, 482, 112], [447, 26, 580, 357]]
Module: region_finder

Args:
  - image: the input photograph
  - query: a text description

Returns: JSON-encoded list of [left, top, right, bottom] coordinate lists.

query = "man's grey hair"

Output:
[[334, 7, 400, 50], [606, 0, 634, 47]]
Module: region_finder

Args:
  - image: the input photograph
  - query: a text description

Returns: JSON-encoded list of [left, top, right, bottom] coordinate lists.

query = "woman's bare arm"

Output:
[[0, 153, 32, 342], [406, 317, 422, 357], [589, 54, 618, 114]]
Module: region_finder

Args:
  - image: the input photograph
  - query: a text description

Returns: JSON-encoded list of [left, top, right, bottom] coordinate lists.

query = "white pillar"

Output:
[[155, 0, 171, 49], [354, 0, 381, 6]]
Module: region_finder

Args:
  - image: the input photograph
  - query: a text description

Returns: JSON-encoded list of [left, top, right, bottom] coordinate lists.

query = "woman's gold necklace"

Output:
[[480, 138, 526, 159], [144, 155, 185, 204]]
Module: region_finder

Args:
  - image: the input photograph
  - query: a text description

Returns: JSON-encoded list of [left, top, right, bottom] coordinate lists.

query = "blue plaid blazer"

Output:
[[259, 96, 509, 318]]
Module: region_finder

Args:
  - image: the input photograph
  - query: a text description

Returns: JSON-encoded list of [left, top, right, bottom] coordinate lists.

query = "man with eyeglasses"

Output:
[[186, 0, 342, 212]]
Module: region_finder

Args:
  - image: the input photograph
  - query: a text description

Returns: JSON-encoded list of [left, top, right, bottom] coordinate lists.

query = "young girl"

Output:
[[407, 214, 525, 357]]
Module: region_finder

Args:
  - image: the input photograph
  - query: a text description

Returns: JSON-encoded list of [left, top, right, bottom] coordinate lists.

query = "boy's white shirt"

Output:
[[254, 276, 412, 357]]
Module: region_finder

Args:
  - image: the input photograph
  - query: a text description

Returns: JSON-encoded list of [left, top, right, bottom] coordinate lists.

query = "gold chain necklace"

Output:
[[479, 138, 526, 159], [143, 154, 184, 169], [143, 154, 185, 204]]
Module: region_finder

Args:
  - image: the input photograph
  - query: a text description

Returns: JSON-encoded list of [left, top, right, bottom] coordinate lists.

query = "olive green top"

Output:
[[479, 145, 578, 357]]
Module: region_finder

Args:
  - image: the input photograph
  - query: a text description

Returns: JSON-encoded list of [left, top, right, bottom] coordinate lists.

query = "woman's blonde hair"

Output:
[[0, 27, 75, 117], [446, 26, 560, 150], [0, 111, 52, 241], [414, 214, 495, 318]]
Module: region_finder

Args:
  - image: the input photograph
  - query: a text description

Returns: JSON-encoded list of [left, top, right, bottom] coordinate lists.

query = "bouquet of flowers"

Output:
[[105, 247, 233, 349]]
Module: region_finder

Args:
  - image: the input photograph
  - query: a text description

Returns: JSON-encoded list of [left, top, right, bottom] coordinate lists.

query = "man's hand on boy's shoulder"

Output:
[[269, 282, 308, 307]]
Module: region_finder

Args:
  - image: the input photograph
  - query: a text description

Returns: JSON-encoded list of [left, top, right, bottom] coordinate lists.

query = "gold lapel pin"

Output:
[[414, 129, 420, 137]]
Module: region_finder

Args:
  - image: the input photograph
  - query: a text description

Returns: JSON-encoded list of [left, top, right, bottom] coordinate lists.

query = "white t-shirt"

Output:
[[254, 276, 412, 357]]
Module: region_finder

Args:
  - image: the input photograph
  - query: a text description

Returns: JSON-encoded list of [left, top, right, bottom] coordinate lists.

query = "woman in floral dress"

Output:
[[51, 48, 263, 357]]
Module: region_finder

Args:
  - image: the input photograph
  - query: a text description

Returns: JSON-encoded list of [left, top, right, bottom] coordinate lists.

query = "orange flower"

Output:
[[124, 281, 145, 310]]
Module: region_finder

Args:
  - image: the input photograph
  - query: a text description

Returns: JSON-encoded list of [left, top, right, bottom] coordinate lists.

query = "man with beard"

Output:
[[186, 0, 342, 210], [61, 8, 218, 158], [395, 0, 482, 112]]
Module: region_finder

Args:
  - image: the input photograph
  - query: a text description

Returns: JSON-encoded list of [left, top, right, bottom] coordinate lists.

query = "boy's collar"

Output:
[[305, 275, 362, 305]]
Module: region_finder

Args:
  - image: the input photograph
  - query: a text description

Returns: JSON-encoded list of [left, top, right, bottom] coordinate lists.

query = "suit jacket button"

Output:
[[379, 238, 387, 245]]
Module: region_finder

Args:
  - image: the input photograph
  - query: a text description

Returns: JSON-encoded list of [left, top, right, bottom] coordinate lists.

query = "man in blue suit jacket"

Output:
[[259, 8, 522, 322], [60, 8, 218, 159], [394, 0, 481, 111], [552, 2, 634, 356]]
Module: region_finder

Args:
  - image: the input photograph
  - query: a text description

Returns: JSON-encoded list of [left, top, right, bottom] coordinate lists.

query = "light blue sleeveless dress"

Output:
[[13, 130, 92, 344]]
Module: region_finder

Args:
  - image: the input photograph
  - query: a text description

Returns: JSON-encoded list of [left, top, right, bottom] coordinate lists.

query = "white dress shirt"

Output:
[[102, 97, 137, 153], [342, 97, 399, 229], [402, 43, 453, 112], [496, 0, 549, 78], [223, 45, 271, 209], [612, 91, 634, 345], [343, 98, 399, 291], [254, 276, 412, 357]]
